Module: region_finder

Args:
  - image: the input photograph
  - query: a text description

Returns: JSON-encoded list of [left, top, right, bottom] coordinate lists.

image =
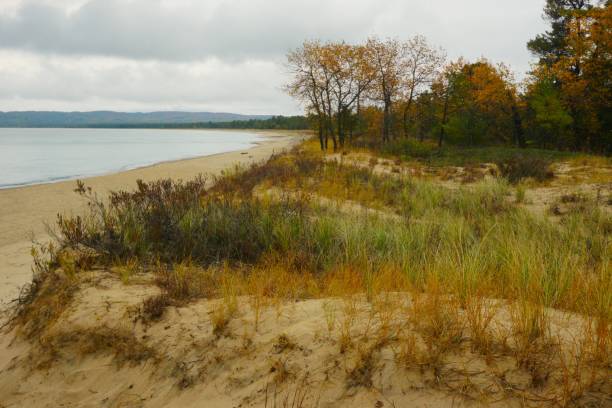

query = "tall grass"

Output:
[[38, 151, 608, 324]]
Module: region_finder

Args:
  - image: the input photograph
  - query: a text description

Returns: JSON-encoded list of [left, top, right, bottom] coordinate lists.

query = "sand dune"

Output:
[[1, 269, 606, 407]]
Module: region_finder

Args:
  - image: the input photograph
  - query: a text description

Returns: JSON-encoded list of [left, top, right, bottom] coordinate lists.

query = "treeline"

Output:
[[285, 0, 611, 153], [105, 115, 308, 130], [190, 115, 309, 130], [14, 115, 309, 130]]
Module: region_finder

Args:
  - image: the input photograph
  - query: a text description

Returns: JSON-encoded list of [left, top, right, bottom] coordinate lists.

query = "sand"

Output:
[[0, 142, 609, 407], [0, 269, 606, 407], [0, 130, 303, 305]]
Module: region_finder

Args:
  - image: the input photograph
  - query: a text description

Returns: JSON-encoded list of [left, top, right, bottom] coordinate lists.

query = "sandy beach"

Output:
[[0, 130, 303, 304]]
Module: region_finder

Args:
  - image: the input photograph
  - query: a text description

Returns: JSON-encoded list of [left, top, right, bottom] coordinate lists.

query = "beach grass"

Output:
[[7, 141, 611, 406]]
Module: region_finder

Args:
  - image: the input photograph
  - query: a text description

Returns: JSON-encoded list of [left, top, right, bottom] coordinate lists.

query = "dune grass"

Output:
[[8, 143, 610, 406], [23, 149, 609, 319]]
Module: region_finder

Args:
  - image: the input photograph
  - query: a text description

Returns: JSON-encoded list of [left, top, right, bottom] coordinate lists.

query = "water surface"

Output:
[[0, 128, 262, 189]]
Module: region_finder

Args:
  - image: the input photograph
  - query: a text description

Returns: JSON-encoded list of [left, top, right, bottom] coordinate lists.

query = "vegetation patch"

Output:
[[496, 155, 554, 184]]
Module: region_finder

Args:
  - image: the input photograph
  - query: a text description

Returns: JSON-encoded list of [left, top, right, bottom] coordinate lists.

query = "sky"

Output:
[[0, 0, 549, 115]]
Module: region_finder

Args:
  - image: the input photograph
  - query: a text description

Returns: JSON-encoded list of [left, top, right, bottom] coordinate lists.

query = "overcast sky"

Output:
[[0, 0, 548, 115]]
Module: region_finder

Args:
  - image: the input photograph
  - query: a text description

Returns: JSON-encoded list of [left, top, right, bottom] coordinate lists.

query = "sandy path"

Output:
[[0, 130, 303, 304]]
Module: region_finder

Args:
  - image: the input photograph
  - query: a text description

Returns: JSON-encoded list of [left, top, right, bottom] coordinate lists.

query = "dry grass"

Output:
[[35, 326, 158, 370], [346, 345, 376, 388], [4, 140, 611, 407]]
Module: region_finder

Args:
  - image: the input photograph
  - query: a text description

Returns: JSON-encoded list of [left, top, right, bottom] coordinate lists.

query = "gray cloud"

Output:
[[1, 0, 546, 64], [0, 51, 298, 114], [0, 0, 379, 60], [0, 0, 548, 113]]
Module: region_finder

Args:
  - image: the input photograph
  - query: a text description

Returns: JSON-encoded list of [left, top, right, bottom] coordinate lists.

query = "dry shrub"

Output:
[[556, 337, 609, 407], [338, 297, 359, 354], [264, 374, 312, 408], [323, 265, 365, 298], [346, 346, 376, 388], [509, 300, 555, 388], [141, 293, 173, 322], [211, 301, 236, 338], [496, 156, 554, 184], [273, 334, 297, 354], [155, 262, 217, 301], [409, 289, 464, 365], [270, 358, 292, 384], [464, 296, 498, 357], [37, 327, 157, 369], [12, 269, 77, 339], [211, 274, 239, 337], [397, 332, 429, 368], [370, 294, 402, 347], [322, 301, 337, 334]]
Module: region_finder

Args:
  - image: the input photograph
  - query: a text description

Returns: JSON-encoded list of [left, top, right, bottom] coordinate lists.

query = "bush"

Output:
[[496, 156, 554, 184], [380, 139, 441, 161]]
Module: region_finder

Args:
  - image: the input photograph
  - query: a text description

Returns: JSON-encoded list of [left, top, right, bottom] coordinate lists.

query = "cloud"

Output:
[[0, 50, 300, 114], [0, 0, 379, 61], [0, 0, 545, 65], [0, 0, 548, 113]]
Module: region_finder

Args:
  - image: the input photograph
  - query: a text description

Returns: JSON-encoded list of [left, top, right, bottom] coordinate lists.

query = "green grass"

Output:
[[369, 138, 600, 167], [31, 151, 608, 320]]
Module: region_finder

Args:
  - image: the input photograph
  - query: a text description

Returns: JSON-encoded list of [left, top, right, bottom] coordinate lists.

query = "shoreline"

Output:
[[0, 130, 306, 303], [0, 128, 275, 191]]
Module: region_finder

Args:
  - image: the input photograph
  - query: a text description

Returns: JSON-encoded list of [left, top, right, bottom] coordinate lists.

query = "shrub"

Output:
[[496, 156, 554, 184]]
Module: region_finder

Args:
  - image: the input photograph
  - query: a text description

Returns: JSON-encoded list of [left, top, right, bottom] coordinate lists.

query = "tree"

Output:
[[285, 41, 327, 150], [286, 41, 376, 151], [400, 36, 446, 138], [365, 37, 406, 142], [433, 59, 519, 147], [468, 61, 521, 146], [431, 59, 466, 147], [327, 43, 375, 147], [528, 0, 595, 69], [559, 3, 612, 150], [524, 69, 574, 148], [413, 91, 437, 142], [527, 1, 611, 151]]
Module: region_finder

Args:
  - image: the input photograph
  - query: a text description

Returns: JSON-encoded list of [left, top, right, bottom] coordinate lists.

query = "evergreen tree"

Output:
[[528, 0, 594, 69]]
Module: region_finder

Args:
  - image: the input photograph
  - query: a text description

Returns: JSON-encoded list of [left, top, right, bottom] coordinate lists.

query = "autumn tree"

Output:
[[527, 0, 610, 151], [327, 43, 375, 147], [400, 36, 446, 138], [528, 0, 595, 69], [431, 59, 467, 147], [285, 41, 328, 150], [365, 37, 406, 142], [430, 59, 521, 147]]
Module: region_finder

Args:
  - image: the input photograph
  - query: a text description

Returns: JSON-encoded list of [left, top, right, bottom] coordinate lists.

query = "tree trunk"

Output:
[[327, 117, 338, 151], [355, 96, 361, 137], [402, 92, 414, 139], [318, 117, 325, 151], [383, 97, 392, 143], [438, 93, 449, 148], [348, 109, 354, 145], [337, 107, 344, 148], [511, 103, 526, 148]]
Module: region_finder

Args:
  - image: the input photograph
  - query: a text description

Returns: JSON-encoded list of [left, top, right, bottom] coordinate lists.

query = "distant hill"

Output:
[[0, 111, 273, 128]]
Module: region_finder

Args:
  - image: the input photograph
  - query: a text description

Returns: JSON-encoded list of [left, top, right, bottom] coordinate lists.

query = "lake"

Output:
[[0, 128, 263, 189]]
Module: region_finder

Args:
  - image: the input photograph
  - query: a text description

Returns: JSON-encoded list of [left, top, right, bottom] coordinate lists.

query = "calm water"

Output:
[[0, 128, 263, 189]]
